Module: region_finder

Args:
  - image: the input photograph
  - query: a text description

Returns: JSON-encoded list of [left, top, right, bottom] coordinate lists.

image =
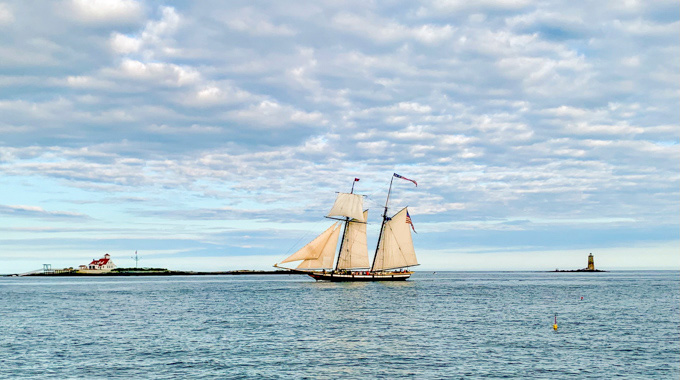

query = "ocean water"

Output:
[[0, 271, 677, 379]]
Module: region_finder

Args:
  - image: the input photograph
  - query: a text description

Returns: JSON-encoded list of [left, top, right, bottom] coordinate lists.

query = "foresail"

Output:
[[336, 210, 370, 270], [371, 207, 418, 271], [327, 193, 365, 222], [280, 223, 339, 268], [296, 224, 341, 269]]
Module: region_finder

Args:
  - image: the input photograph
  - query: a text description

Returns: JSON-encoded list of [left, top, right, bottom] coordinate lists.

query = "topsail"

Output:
[[327, 192, 365, 222], [336, 210, 370, 270]]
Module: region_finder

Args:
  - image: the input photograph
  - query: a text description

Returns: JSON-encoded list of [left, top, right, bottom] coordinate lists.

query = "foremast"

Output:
[[330, 179, 369, 271], [334, 188, 352, 271]]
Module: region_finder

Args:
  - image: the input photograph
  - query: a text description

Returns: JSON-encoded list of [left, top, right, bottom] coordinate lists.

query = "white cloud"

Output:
[[146, 124, 221, 134], [110, 32, 142, 54], [332, 12, 454, 44], [0, 3, 13, 24], [505, 9, 587, 32], [227, 100, 326, 127], [180, 84, 254, 107], [565, 123, 644, 135], [426, 0, 531, 14], [107, 6, 181, 58], [612, 18, 679, 37], [143, 6, 179, 39], [68, 0, 143, 24], [0, 204, 90, 219], [109, 59, 201, 86], [621, 55, 641, 67], [224, 7, 296, 36], [64, 75, 116, 89]]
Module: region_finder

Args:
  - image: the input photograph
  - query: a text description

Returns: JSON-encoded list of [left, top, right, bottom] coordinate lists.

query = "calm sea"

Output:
[[0, 271, 677, 379]]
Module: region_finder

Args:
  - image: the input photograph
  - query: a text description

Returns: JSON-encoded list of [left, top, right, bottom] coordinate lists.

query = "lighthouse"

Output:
[[587, 253, 595, 271]]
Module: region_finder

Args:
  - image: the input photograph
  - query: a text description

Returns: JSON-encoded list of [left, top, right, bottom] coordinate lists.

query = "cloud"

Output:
[[179, 83, 254, 107], [110, 32, 142, 54], [106, 59, 200, 87], [227, 100, 326, 128], [0, 3, 13, 25], [425, 0, 532, 14], [145, 124, 221, 134], [68, 0, 144, 25], [108, 6, 180, 57], [0, 1, 677, 271], [223, 7, 296, 36], [0, 204, 91, 219], [332, 12, 455, 44]]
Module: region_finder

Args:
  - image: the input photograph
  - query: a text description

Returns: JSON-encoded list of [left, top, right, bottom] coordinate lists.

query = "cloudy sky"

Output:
[[0, 0, 678, 273]]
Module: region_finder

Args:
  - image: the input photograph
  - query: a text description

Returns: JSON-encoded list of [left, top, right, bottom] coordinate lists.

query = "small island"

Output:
[[18, 269, 294, 276], [4, 253, 295, 277], [553, 253, 607, 272]]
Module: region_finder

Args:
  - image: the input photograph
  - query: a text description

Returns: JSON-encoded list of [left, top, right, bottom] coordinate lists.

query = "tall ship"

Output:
[[275, 174, 419, 281]]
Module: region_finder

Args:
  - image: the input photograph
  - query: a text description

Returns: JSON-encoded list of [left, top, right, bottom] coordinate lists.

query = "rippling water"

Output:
[[0, 271, 678, 379]]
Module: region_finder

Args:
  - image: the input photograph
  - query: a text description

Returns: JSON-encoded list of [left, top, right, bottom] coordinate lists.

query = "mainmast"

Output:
[[371, 175, 394, 272]]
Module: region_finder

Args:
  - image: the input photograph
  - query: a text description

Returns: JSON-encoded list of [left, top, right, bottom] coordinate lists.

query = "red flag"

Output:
[[354, 178, 360, 182]]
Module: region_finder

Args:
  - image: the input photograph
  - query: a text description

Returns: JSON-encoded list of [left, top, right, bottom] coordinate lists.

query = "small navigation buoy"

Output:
[[580, 296, 584, 300], [553, 314, 558, 331]]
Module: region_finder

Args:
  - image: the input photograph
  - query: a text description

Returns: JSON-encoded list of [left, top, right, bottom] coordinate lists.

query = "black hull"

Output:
[[308, 272, 411, 282]]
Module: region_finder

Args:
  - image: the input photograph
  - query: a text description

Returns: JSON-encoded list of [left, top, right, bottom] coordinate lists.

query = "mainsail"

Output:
[[371, 207, 418, 271], [327, 193, 366, 222], [336, 210, 370, 270], [280, 223, 340, 269]]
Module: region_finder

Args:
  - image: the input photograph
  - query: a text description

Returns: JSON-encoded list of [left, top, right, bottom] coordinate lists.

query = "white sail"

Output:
[[371, 207, 418, 271], [336, 210, 370, 270], [280, 223, 340, 269], [327, 193, 365, 222]]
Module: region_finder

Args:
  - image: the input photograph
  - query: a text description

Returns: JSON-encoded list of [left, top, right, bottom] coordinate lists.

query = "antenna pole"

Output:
[[371, 175, 394, 272]]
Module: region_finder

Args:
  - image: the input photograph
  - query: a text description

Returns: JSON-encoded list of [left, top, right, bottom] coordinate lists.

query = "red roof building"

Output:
[[87, 254, 116, 271]]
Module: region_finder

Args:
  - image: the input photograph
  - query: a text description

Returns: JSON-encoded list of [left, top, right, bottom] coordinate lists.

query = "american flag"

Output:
[[405, 210, 416, 233], [393, 173, 417, 187]]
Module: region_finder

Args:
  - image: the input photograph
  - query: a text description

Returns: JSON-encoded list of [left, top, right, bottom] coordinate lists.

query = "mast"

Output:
[[335, 180, 355, 271], [371, 175, 394, 272], [371, 207, 418, 271]]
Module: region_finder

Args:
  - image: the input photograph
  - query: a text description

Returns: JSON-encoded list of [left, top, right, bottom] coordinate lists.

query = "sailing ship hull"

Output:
[[308, 272, 411, 282]]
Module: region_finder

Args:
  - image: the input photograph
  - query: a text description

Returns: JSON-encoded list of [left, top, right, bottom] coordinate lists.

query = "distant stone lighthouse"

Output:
[[587, 253, 595, 271]]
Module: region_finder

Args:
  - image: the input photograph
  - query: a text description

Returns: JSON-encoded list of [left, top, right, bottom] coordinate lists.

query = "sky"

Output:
[[0, 0, 678, 273]]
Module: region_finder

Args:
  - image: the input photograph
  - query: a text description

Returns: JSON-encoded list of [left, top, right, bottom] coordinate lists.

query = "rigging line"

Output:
[[280, 218, 332, 259], [362, 187, 388, 208], [364, 194, 388, 209], [282, 231, 310, 256]]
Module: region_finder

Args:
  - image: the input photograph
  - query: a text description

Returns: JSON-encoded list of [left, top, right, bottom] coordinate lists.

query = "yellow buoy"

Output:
[[553, 314, 558, 330]]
